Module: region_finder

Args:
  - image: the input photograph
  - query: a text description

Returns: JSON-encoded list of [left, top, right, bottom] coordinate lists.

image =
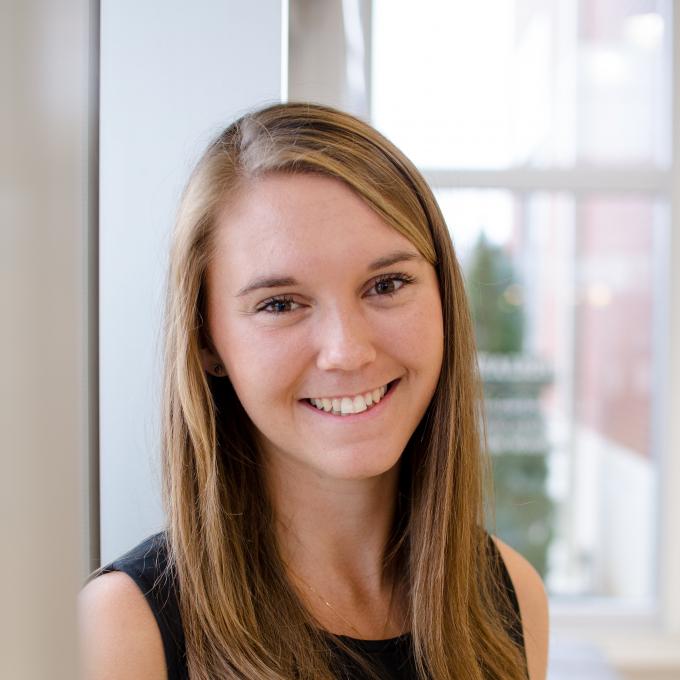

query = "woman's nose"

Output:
[[315, 306, 377, 372]]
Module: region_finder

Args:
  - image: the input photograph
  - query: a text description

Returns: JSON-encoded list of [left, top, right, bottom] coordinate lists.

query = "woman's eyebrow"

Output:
[[235, 250, 422, 298], [236, 276, 298, 297], [366, 249, 421, 272]]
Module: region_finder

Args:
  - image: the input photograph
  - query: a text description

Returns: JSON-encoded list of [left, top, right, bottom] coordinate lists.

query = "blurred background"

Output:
[[2, 1, 679, 678]]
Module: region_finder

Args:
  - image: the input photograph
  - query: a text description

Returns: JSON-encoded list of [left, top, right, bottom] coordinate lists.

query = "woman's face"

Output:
[[202, 172, 444, 481]]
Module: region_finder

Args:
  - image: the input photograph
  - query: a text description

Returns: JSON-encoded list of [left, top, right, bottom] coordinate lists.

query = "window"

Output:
[[372, 0, 672, 614]]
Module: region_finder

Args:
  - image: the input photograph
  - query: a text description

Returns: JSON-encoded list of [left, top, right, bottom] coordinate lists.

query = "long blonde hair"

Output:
[[161, 102, 528, 679]]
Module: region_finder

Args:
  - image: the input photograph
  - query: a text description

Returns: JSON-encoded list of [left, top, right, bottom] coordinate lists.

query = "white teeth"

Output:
[[340, 397, 354, 415], [353, 395, 367, 413], [307, 382, 393, 415]]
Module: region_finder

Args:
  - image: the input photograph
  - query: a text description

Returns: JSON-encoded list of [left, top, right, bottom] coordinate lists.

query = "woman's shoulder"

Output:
[[80, 569, 167, 680], [490, 535, 550, 680], [79, 532, 184, 680]]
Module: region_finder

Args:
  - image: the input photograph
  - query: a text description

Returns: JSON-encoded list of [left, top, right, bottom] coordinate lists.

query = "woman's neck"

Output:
[[262, 451, 406, 637]]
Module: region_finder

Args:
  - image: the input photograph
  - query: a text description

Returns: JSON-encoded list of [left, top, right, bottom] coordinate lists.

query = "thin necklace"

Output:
[[287, 567, 397, 640]]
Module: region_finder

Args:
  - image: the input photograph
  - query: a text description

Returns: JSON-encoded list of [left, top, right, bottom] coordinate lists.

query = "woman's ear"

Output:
[[200, 347, 227, 377]]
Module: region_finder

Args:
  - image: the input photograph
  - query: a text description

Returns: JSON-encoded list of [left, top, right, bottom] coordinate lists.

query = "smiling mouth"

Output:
[[303, 380, 398, 416]]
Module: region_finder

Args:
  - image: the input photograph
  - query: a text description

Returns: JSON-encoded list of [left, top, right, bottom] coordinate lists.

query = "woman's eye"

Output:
[[256, 296, 301, 315], [369, 273, 415, 297], [255, 274, 414, 315]]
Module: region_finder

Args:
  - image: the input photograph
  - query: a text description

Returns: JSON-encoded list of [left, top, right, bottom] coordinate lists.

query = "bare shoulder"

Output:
[[492, 536, 550, 680], [79, 571, 167, 680]]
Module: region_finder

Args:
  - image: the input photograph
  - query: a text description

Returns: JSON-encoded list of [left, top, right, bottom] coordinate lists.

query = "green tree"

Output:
[[466, 232, 554, 577], [466, 233, 523, 353]]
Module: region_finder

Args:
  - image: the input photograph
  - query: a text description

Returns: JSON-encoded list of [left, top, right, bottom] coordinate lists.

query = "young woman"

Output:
[[80, 103, 549, 680]]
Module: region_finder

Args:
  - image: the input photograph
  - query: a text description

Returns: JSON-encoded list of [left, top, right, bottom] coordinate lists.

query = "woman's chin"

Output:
[[307, 449, 402, 482]]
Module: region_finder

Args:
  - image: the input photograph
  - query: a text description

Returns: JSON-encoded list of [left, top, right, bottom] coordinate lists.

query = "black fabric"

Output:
[[101, 532, 526, 679], [325, 632, 418, 679]]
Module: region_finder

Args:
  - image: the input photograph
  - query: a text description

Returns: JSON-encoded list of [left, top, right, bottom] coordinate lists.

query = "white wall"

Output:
[[99, 0, 286, 563]]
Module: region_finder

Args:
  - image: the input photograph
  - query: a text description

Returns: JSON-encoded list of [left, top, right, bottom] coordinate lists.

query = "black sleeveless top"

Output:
[[101, 532, 525, 679]]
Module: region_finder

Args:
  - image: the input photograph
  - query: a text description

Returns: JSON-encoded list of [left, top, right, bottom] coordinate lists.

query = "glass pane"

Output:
[[372, 0, 671, 169], [436, 188, 666, 602]]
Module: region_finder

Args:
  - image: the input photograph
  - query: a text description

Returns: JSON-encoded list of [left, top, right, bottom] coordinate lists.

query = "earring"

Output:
[[213, 363, 224, 376]]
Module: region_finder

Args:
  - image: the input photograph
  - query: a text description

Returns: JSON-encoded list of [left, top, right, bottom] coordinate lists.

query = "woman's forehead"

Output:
[[210, 173, 422, 279]]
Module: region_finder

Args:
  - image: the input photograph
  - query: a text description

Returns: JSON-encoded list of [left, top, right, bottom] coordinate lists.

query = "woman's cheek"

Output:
[[390, 301, 443, 358], [225, 327, 305, 395]]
